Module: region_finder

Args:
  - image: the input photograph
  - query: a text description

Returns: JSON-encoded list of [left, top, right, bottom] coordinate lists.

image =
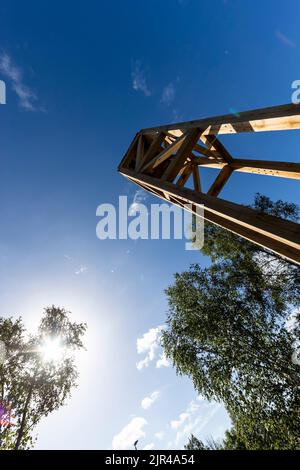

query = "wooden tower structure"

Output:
[[118, 103, 300, 265]]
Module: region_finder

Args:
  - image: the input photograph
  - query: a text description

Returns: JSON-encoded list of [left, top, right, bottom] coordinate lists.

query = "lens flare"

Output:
[[39, 337, 64, 362]]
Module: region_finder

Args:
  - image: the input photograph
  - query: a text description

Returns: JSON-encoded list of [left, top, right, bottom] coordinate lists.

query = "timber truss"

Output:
[[118, 103, 300, 265]]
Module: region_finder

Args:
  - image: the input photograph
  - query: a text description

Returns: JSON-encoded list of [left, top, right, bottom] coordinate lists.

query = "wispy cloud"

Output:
[[136, 325, 165, 370], [170, 412, 189, 430], [112, 417, 147, 450], [169, 396, 221, 446], [275, 31, 296, 48], [171, 108, 184, 123], [75, 265, 87, 275], [141, 390, 160, 410], [161, 82, 176, 106], [131, 60, 151, 96], [0, 52, 38, 110]]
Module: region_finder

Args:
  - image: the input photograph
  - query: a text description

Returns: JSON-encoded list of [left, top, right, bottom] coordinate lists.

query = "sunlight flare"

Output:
[[39, 337, 64, 362]]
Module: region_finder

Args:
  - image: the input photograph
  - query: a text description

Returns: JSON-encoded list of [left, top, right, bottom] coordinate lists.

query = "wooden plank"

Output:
[[201, 134, 233, 163], [162, 128, 203, 182], [119, 168, 300, 264], [176, 164, 193, 187], [232, 158, 300, 179], [126, 174, 171, 201], [163, 193, 300, 265], [194, 143, 222, 159], [136, 132, 166, 172], [141, 134, 187, 172], [135, 135, 144, 170], [118, 133, 139, 171], [192, 165, 201, 192], [192, 157, 300, 180], [140, 103, 300, 136], [207, 165, 234, 196]]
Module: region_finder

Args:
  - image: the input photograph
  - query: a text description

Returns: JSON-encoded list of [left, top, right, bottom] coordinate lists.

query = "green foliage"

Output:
[[184, 434, 223, 450], [184, 434, 210, 450], [0, 306, 86, 449], [163, 194, 300, 450]]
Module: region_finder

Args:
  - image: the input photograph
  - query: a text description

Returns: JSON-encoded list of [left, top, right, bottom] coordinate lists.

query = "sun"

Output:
[[39, 337, 64, 362]]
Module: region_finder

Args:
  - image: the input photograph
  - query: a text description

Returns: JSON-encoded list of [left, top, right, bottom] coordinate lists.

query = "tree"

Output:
[[0, 306, 86, 449], [163, 194, 300, 450], [184, 434, 222, 450]]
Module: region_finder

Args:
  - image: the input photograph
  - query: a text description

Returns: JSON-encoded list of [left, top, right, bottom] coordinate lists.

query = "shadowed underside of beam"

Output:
[[118, 103, 300, 265]]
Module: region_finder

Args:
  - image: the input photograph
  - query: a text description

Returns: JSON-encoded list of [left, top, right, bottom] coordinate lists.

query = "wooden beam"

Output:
[[192, 165, 201, 192], [194, 143, 222, 159], [135, 135, 144, 170], [232, 158, 300, 179], [141, 134, 187, 172], [118, 133, 139, 170], [136, 132, 166, 172], [158, 192, 300, 266], [162, 128, 203, 182], [192, 157, 300, 180], [119, 103, 300, 265], [201, 134, 233, 163], [207, 165, 233, 196], [120, 168, 300, 265], [176, 164, 193, 187], [141, 103, 300, 136]]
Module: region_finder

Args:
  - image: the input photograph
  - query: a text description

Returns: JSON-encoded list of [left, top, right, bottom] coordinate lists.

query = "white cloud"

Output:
[[154, 431, 165, 440], [143, 443, 154, 450], [112, 417, 147, 450], [170, 398, 221, 446], [0, 52, 38, 110], [156, 352, 171, 369], [129, 189, 148, 216], [176, 403, 221, 446], [161, 82, 175, 106], [131, 60, 151, 96], [141, 390, 160, 410], [170, 412, 189, 430], [136, 325, 165, 370], [149, 394, 224, 449], [75, 265, 87, 275]]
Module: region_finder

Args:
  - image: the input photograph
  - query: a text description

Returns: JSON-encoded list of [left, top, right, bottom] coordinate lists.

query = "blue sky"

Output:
[[0, 0, 299, 450]]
